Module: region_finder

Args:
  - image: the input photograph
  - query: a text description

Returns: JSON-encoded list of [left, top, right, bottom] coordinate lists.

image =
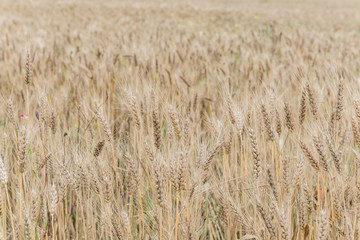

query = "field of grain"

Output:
[[0, 0, 360, 239]]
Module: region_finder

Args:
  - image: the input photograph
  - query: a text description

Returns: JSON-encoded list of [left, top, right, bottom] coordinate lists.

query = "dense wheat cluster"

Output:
[[0, 0, 360, 239]]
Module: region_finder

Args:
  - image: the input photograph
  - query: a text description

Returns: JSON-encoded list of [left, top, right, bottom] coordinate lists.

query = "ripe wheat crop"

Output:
[[0, 0, 359, 239]]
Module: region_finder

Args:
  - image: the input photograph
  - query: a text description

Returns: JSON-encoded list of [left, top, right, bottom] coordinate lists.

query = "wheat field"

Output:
[[0, 0, 360, 239]]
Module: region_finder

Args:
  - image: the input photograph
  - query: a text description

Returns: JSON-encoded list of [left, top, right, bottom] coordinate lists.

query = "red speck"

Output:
[[20, 114, 29, 119], [336, 26, 342, 31]]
